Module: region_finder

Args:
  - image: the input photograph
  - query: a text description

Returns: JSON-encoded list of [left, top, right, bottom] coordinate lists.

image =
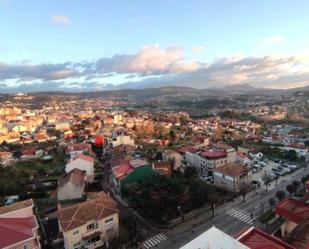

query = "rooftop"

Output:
[[0, 199, 33, 216], [58, 168, 86, 188], [214, 163, 249, 177], [0, 216, 38, 248], [58, 192, 119, 232], [237, 227, 295, 249], [275, 198, 309, 224], [180, 226, 249, 249], [200, 150, 227, 159]]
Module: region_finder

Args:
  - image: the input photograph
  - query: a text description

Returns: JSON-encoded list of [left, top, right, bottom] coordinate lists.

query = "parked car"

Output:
[[250, 180, 261, 188], [281, 165, 292, 173]]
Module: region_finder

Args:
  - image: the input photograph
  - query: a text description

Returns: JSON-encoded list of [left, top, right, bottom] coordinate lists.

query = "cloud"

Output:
[[93, 45, 201, 75], [192, 46, 206, 53], [263, 36, 284, 44], [1, 45, 309, 90], [51, 15, 71, 25]]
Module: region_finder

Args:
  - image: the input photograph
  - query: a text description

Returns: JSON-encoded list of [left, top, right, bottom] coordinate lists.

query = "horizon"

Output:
[[1, 1, 309, 91]]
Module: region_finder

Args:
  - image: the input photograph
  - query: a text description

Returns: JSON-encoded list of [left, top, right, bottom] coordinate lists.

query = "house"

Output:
[[249, 149, 263, 160], [65, 155, 95, 183], [0, 199, 41, 249], [236, 226, 295, 249], [213, 163, 250, 192], [199, 150, 228, 176], [275, 198, 309, 237], [162, 150, 182, 170], [58, 192, 119, 249], [57, 169, 86, 202], [111, 159, 153, 193], [236, 151, 253, 166], [153, 161, 172, 177], [0, 151, 12, 166], [67, 143, 93, 159]]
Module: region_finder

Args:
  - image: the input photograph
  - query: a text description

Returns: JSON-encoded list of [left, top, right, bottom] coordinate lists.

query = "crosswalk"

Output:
[[142, 233, 168, 249], [226, 208, 255, 225]]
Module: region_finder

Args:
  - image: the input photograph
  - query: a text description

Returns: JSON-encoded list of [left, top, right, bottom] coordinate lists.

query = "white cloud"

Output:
[[192, 46, 206, 53], [51, 15, 71, 25], [263, 36, 284, 44]]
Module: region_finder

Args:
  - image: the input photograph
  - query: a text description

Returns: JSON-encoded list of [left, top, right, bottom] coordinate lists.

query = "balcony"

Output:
[[82, 231, 103, 248]]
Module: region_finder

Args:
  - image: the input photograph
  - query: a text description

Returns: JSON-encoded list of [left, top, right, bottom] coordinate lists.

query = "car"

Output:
[[281, 165, 292, 173], [250, 180, 261, 188], [272, 168, 279, 172], [286, 164, 298, 170]]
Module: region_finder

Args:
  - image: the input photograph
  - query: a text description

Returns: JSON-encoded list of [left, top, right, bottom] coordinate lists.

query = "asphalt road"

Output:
[[157, 164, 309, 249]]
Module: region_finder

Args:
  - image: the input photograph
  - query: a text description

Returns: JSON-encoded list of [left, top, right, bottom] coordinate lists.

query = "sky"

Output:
[[1, 0, 309, 91]]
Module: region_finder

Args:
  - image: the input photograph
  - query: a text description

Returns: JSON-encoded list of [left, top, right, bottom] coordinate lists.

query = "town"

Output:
[[0, 89, 308, 249]]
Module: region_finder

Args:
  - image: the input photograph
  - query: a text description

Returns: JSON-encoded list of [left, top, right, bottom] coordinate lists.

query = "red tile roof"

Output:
[[275, 198, 309, 224], [58, 168, 86, 188], [72, 154, 94, 162], [112, 162, 133, 180], [237, 227, 295, 249], [200, 150, 227, 159], [178, 145, 199, 155], [214, 163, 249, 177], [0, 216, 38, 248], [58, 192, 118, 231]]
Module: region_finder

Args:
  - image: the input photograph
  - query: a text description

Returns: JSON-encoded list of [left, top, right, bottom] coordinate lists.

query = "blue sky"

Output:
[[1, 0, 309, 91]]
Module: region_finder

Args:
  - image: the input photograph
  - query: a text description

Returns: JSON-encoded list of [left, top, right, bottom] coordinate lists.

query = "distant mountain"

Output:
[[209, 83, 269, 93]]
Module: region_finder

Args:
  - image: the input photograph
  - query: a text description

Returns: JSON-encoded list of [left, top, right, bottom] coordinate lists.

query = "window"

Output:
[[23, 244, 29, 249], [73, 230, 79, 235], [87, 223, 98, 230], [105, 217, 114, 223]]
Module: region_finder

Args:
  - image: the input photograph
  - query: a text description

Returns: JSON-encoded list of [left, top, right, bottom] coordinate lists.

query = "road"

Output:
[[157, 164, 309, 249]]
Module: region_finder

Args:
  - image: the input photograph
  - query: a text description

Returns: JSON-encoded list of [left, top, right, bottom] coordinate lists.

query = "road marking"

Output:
[[142, 233, 168, 248], [226, 208, 254, 225]]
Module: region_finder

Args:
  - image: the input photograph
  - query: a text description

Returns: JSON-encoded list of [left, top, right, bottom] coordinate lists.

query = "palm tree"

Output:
[[286, 184, 295, 197], [276, 190, 286, 202]]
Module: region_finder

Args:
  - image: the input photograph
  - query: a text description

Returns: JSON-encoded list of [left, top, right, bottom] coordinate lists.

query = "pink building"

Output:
[[0, 199, 41, 249]]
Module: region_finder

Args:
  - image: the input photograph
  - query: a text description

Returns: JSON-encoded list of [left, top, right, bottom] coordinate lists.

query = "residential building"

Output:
[[58, 192, 119, 249], [111, 159, 153, 193], [213, 162, 250, 192], [153, 161, 173, 177], [65, 155, 95, 183], [57, 169, 87, 202], [0, 199, 41, 249]]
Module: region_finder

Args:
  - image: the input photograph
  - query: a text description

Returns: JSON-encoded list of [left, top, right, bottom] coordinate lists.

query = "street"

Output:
[[156, 164, 309, 249]]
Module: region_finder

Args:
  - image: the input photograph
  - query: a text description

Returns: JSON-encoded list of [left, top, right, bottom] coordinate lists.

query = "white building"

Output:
[[65, 155, 95, 182]]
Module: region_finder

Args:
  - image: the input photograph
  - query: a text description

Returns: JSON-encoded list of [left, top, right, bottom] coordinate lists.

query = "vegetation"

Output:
[[124, 170, 228, 224], [258, 209, 275, 223]]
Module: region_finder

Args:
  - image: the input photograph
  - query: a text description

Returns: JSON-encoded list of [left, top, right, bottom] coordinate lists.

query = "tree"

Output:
[[207, 192, 220, 218], [169, 129, 177, 142], [184, 166, 198, 179], [286, 184, 295, 197], [268, 198, 276, 208], [276, 190, 286, 202], [239, 184, 251, 202], [292, 181, 300, 196]]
